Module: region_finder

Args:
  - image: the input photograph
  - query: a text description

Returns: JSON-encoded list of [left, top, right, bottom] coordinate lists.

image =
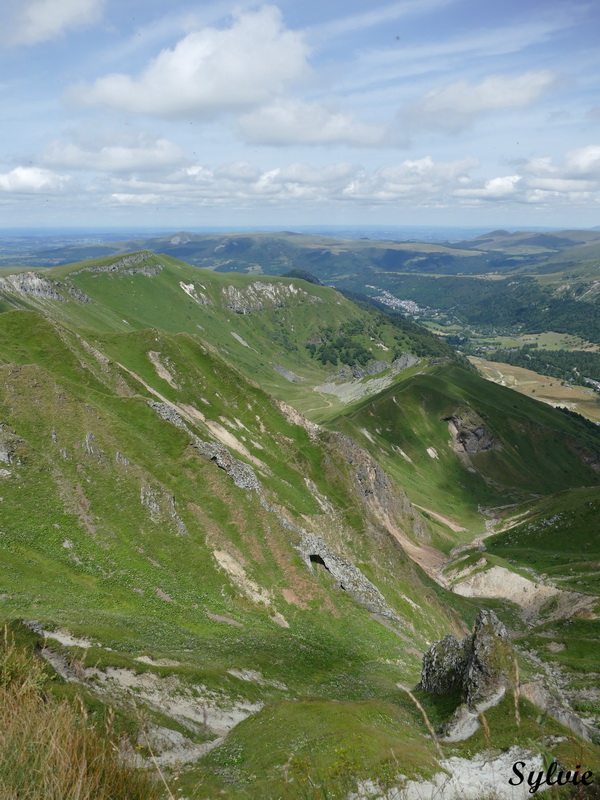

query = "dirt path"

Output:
[[413, 504, 466, 532]]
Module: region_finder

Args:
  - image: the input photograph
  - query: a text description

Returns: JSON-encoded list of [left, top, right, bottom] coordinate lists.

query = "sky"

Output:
[[0, 0, 599, 229]]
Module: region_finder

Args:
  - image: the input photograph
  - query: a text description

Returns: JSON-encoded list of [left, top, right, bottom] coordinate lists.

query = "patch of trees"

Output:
[[305, 324, 372, 366], [304, 292, 463, 369]]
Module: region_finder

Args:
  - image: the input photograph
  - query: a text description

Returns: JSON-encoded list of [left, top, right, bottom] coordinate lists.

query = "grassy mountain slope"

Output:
[[0, 303, 481, 796], [327, 362, 600, 536], [1, 251, 599, 795], [0, 251, 455, 419]]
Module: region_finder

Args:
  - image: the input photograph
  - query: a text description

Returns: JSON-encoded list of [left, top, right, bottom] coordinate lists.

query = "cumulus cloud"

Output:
[[561, 145, 600, 178], [237, 99, 391, 146], [450, 145, 600, 205], [107, 155, 480, 207], [342, 156, 478, 201], [43, 136, 188, 172], [516, 144, 600, 201], [408, 70, 559, 132], [454, 175, 522, 199], [0, 166, 68, 193], [74, 6, 310, 118], [1, 0, 104, 45]]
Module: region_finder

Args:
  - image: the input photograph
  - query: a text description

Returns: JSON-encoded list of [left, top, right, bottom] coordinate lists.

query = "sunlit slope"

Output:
[[0, 251, 455, 416], [0, 309, 464, 688], [486, 487, 600, 595], [328, 362, 600, 536]]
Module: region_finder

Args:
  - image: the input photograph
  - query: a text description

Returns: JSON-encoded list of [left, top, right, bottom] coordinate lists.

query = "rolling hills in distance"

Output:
[[0, 241, 599, 797]]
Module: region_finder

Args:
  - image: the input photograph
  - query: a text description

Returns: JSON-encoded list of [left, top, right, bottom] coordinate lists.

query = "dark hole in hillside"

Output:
[[309, 554, 330, 572]]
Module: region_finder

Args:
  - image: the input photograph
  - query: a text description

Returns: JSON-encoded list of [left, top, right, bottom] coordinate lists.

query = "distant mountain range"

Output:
[[4, 226, 599, 344]]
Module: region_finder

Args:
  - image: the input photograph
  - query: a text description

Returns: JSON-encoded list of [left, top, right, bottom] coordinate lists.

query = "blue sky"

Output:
[[1, 0, 599, 228]]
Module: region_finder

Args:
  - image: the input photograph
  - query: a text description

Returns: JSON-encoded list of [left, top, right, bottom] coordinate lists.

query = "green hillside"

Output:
[[0, 251, 456, 418], [328, 362, 600, 535], [1, 250, 599, 796]]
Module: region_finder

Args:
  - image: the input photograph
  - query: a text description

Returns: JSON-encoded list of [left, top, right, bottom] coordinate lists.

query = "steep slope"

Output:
[[1, 252, 599, 796], [327, 361, 600, 536], [0, 306, 479, 796], [0, 251, 455, 420]]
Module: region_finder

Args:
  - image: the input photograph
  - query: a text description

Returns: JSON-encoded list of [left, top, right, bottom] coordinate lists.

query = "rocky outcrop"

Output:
[[417, 634, 469, 695], [392, 352, 420, 372], [72, 252, 162, 276], [296, 532, 400, 621], [0, 424, 23, 465], [0, 272, 66, 301], [272, 363, 302, 383], [191, 440, 260, 490], [443, 409, 501, 456], [147, 401, 260, 491], [520, 681, 595, 743], [332, 432, 430, 541], [179, 282, 214, 306], [331, 353, 419, 383], [67, 285, 92, 303], [148, 400, 190, 430], [332, 361, 388, 381], [222, 281, 321, 314], [418, 610, 512, 710]]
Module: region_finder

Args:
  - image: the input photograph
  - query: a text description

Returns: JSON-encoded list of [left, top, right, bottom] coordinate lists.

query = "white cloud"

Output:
[[451, 145, 600, 205], [75, 6, 310, 118], [1, 0, 104, 45], [238, 99, 390, 146], [563, 145, 600, 177], [454, 175, 522, 199], [277, 162, 357, 185], [43, 136, 188, 172], [214, 162, 262, 182], [111, 193, 161, 205], [108, 155, 479, 207], [342, 156, 478, 201], [516, 144, 600, 202], [522, 144, 600, 182], [0, 166, 68, 193], [408, 71, 559, 132]]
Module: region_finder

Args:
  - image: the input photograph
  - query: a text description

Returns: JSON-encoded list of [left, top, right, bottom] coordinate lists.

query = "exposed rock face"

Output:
[[72, 252, 162, 276], [392, 352, 420, 372], [0, 424, 23, 465], [147, 401, 260, 491], [418, 634, 469, 695], [296, 532, 400, 621], [0, 272, 66, 301], [331, 353, 419, 383], [464, 609, 510, 707], [332, 432, 430, 541], [418, 610, 512, 709], [67, 285, 92, 303], [148, 400, 189, 430], [332, 360, 388, 381], [179, 281, 214, 306], [443, 409, 501, 456], [222, 281, 321, 314], [272, 363, 301, 383], [520, 681, 595, 743], [191, 440, 260, 490]]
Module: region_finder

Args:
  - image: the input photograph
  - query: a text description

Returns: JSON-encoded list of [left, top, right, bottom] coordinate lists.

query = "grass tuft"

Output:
[[0, 627, 163, 800]]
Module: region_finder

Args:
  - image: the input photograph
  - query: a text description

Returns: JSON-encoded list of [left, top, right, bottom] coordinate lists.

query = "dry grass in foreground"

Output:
[[0, 627, 163, 800]]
